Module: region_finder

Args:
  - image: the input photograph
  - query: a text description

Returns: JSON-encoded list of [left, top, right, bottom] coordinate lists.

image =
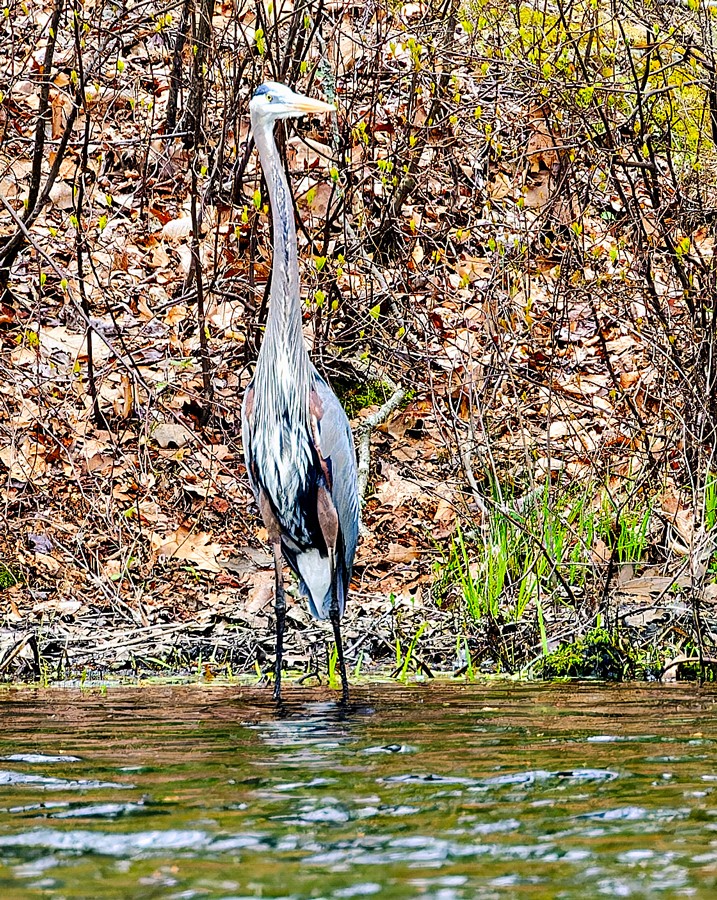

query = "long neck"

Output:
[[251, 114, 312, 384]]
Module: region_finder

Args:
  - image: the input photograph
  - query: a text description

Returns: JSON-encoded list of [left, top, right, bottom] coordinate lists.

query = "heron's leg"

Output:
[[315, 485, 348, 702], [272, 540, 286, 702], [329, 571, 349, 705]]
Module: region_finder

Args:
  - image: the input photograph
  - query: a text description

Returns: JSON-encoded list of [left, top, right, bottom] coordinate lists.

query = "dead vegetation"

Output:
[[2, 0, 717, 685]]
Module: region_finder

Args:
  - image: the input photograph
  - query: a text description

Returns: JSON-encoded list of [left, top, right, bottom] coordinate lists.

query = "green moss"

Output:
[[340, 380, 386, 418], [337, 380, 414, 419], [0, 562, 19, 590], [541, 628, 628, 681]]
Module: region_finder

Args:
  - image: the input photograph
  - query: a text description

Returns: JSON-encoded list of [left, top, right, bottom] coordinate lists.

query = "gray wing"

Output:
[[313, 375, 360, 576]]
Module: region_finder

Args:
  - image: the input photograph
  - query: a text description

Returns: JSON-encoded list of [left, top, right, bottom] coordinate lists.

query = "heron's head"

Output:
[[249, 81, 335, 125]]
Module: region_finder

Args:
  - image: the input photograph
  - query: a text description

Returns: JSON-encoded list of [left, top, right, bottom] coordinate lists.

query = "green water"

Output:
[[0, 682, 717, 899]]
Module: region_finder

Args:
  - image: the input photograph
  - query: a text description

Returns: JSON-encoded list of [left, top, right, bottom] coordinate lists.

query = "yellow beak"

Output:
[[291, 95, 336, 115]]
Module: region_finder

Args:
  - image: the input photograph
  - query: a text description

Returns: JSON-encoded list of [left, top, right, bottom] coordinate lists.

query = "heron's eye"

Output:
[[266, 94, 273, 103]]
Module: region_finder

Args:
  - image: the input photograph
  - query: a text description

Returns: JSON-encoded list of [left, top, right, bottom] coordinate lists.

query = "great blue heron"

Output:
[[242, 82, 359, 704]]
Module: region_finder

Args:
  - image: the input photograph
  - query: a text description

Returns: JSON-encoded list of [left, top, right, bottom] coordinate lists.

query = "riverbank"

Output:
[[2, 0, 717, 683]]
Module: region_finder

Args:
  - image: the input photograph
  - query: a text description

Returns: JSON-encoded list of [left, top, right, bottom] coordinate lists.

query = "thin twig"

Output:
[[356, 376, 406, 506], [0, 194, 153, 396]]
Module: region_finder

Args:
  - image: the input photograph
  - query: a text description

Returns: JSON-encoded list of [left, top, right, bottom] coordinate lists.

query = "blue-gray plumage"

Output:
[[241, 82, 359, 703]]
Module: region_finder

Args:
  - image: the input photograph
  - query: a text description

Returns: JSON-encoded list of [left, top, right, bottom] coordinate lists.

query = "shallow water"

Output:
[[1, 682, 717, 899]]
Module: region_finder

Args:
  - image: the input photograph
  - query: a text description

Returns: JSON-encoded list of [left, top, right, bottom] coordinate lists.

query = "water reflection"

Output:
[[0, 682, 715, 899]]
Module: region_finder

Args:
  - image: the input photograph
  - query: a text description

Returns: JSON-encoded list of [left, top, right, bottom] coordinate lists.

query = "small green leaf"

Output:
[[253, 189, 262, 210], [315, 289, 325, 307], [369, 303, 381, 320], [315, 256, 326, 272]]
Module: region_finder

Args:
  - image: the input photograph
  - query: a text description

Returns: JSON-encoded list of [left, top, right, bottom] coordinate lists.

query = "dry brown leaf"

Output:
[[287, 135, 333, 170], [12, 325, 111, 366], [526, 123, 558, 172], [246, 569, 274, 615], [49, 181, 74, 209], [33, 598, 82, 616], [209, 300, 245, 336], [305, 181, 332, 218], [375, 464, 427, 509], [489, 172, 513, 200], [149, 244, 171, 268], [386, 543, 420, 564], [591, 537, 610, 564], [457, 256, 491, 284], [618, 574, 691, 598], [548, 421, 571, 440], [620, 371, 640, 390], [152, 423, 193, 449], [152, 528, 223, 572], [523, 173, 552, 209], [33, 552, 61, 574], [164, 304, 188, 328], [433, 496, 456, 524], [162, 217, 193, 241], [0, 440, 49, 484]]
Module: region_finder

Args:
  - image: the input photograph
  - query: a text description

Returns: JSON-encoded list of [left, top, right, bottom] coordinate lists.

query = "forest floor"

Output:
[[2, 0, 717, 688]]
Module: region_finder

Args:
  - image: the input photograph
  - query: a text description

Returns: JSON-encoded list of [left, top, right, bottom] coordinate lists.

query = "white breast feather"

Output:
[[296, 548, 332, 618]]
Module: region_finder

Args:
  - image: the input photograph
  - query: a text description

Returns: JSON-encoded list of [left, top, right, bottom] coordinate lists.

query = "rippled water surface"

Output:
[[1, 682, 717, 899]]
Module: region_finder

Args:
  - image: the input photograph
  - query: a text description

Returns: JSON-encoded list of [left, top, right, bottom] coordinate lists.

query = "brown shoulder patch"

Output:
[[309, 388, 332, 488], [244, 386, 254, 419], [309, 388, 323, 420], [316, 484, 339, 552]]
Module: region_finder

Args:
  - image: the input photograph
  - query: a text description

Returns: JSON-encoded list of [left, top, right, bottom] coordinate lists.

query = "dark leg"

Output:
[[272, 541, 285, 702], [329, 570, 349, 705]]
